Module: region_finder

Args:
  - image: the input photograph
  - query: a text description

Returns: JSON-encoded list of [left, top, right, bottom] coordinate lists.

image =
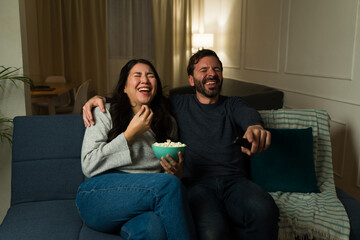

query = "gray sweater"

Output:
[[81, 104, 178, 178]]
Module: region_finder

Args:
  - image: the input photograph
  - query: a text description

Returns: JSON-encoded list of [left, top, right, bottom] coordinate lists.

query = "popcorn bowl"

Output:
[[152, 142, 186, 162]]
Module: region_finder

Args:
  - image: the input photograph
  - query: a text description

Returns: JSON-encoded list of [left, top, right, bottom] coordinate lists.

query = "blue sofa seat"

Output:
[[1, 199, 121, 239]]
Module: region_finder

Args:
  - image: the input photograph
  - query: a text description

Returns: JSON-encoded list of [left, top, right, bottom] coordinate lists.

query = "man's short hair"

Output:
[[187, 49, 223, 76]]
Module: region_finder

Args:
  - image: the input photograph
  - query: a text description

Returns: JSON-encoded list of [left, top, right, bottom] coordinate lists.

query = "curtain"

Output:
[[33, 0, 191, 97], [152, 0, 192, 92], [107, 0, 191, 94], [173, 0, 192, 89], [108, 0, 153, 60], [35, 0, 108, 96], [107, 0, 154, 95]]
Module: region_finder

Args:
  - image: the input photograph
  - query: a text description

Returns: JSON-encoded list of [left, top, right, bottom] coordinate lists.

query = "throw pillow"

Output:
[[250, 127, 319, 193]]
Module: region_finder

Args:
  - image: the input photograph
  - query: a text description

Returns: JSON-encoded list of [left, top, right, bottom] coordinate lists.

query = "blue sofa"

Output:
[[1, 80, 359, 239], [1, 116, 359, 240]]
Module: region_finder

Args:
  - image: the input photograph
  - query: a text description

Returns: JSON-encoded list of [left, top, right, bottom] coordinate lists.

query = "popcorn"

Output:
[[153, 139, 186, 147]]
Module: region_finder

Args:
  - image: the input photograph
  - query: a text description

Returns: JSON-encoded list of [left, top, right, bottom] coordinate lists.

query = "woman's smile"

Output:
[[124, 63, 157, 112]]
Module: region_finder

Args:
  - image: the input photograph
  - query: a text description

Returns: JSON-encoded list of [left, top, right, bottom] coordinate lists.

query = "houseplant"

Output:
[[0, 66, 33, 143]]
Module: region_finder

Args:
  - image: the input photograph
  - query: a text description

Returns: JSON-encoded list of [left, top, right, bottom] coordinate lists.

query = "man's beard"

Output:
[[193, 76, 222, 98]]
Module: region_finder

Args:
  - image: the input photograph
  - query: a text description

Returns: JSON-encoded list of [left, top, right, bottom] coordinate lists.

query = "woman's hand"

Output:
[[242, 125, 271, 156], [82, 95, 106, 127], [124, 105, 153, 145], [160, 152, 184, 179]]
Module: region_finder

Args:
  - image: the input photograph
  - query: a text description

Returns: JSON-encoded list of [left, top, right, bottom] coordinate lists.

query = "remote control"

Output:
[[234, 137, 252, 149]]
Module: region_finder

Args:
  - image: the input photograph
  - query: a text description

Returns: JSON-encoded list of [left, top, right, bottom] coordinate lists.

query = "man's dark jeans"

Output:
[[186, 175, 279, 240]]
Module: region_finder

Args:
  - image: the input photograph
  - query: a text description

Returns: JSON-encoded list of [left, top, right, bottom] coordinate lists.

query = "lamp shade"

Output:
[[192, 33, 214, 48]]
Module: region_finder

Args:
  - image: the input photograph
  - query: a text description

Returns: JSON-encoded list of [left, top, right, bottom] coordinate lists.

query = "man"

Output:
[[83, 49, 279, 240]]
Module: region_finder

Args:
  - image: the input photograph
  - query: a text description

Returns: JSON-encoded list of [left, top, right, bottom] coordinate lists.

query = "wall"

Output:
[[202, 0, 360, 200], [0, 0, 28, 223]]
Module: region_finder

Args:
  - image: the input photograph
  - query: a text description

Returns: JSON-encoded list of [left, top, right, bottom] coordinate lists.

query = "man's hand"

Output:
[[160, 152, 184, 179], [242, 125, 271, 156], [124, 105, 153, 145], [83, 95, 106, 127]]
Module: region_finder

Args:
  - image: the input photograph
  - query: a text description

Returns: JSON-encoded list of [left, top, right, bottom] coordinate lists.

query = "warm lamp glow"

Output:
[[192, 33, 214, 53]]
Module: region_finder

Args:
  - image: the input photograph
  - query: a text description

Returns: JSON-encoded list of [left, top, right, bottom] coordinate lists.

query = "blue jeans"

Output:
[[76, 172, 196, 240], [186, 176, 279, 240]]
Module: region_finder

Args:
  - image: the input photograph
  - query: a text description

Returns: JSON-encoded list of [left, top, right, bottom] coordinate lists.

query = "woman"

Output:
[[76, 59, 195, 240]]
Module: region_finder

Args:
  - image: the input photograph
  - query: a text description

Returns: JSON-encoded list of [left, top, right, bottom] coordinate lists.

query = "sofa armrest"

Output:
[[336, 188, 360, 240]]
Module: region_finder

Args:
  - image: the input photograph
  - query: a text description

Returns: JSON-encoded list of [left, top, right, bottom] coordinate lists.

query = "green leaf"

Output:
[[0, 65, 32, 144], [0, 117, 13, 144], [0, 65, 34, 89]]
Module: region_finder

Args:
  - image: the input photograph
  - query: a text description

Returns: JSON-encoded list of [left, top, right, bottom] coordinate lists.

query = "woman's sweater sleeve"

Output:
[[81, 106, 132, 178]]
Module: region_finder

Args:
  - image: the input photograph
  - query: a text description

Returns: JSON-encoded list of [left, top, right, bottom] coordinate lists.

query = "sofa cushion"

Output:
[[0, 200, 83, 240], [0, 200, 124, 240], [11, 115, 85, 205], [11, 157, 83, 205], [169, 78, 284, 110], [220, 79, 284, 110], [250, 127, 319, 193]]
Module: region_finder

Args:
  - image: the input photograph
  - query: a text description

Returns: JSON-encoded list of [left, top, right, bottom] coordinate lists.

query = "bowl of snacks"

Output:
[[152, 139, 186, 162]]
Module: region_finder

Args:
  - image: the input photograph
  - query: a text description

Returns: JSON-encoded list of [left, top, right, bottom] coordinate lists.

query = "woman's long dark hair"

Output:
[[107, 59, 173, 143]]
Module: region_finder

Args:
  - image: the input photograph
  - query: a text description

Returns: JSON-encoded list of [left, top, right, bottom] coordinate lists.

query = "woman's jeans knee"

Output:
[[76, 172, 196, 240]]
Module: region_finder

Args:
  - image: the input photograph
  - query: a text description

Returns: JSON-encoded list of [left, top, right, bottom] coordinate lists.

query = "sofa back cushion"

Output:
[[11, 115, 85, 205], [169, 78, 284, 110]]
